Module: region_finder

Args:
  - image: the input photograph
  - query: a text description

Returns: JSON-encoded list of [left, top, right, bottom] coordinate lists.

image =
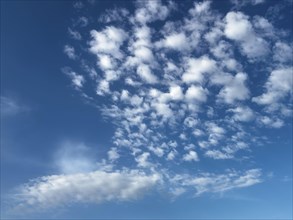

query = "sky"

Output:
[[0, 0, 292, 219]]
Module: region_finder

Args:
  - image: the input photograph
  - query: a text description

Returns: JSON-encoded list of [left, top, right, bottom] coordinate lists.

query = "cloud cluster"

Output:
[[9, 0, 291, 212], [60, 0, 292, 179]]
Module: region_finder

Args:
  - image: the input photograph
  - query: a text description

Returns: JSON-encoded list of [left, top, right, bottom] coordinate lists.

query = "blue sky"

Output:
[[0, 0, 292, 219]]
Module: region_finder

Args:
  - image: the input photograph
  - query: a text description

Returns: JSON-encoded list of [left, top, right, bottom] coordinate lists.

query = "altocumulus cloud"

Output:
[[8, 0, 292, 213]]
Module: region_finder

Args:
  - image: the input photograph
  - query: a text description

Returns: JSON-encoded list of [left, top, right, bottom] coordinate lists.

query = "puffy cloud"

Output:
[[96, 80, 110, 95], [257, 116, 284, 128], [137, 64, 158, 84], [135, 152, 152, 168], [134, 0, 171, 24], [89, 26, 128, 59], [183, 151, 199, 162], [62, 69, 85, 89], [98, 54, 116, 70], [229, 106, 254, 122], [218, 72, 250, 104], [253, 68, 293, 105], [185, 85, 208, 102], [159, 32, 189, 51], [182, 56, 216, 84], [133, 46, 154, 63], [169, 85, 184, 101], [224, 11, 269, 59], [189, 0, 212, 16], [108, 147, 120, 161], [224, 11, 253, 41]]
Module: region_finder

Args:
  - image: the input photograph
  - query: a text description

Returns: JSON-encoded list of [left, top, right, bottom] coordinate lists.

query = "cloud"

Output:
[[136, 64, 158, 84], [181, 169, 262, 196], [182, 56, 216, 84], [230, 0, 266, 9], [89, 26, 128, 59], [159, 32, 189, 51], [54, 142, 96, 174], [32, 0, 293, 212], [224, 11, 269, 59], [183, 151, 199, 162], [133, 0, 171, 24], [68, 28, 82, 40], [0, 96, 30, 117], [205, 150, 233, 160], [99, 8, 129, 23], [62, 68, 85, 89], [108, 147, 120, 161], [229, 106, 254, 122], [13, 170, 160, 211], [253, 68, 293, 105], [63, 45, 76, 60], [217, 72, 250, 104]]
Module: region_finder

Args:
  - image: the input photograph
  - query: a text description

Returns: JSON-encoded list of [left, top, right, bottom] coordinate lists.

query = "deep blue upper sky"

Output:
[[1, 0, 292, 219]]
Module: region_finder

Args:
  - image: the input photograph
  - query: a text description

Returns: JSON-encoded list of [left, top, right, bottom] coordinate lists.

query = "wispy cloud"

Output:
[[1, 96, 30, 117]]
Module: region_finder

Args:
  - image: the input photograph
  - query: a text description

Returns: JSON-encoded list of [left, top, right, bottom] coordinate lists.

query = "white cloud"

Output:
[[205, 150, 233, 160], [183, 151, 199, 162], [89, 26, 128, 59], [137, 64, 158, 84], [14, 170, 160, 211], [257, 116, 284, 128], [182, 56, 216, 84], [153, 102, 173, 118], [135, 152, 152, 168], [224, 11, 252, 41], [133, 46, 154, 63], [63, 69, 85, 89], [185, 85, 208, 102], [167, 150, 177, 161], [218, 72, 250, 104], [53, 1, 293, 211], [229, 106, 254, 122], [160, 32, 189, 51], [169, 85, 184, 101], [253, 68, 293, 105], [64, 45, 77, 60], [182, 169, 262, 195], [273, 42, 292, 63], [96, 80, 110, 95], [224, 11, 269, 59], [98, 54, 116, 70], [99, 8, 129, 23], [134, 0, 170, 24], [108, 147, 120, 161], [189, 0, 212, 16]]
